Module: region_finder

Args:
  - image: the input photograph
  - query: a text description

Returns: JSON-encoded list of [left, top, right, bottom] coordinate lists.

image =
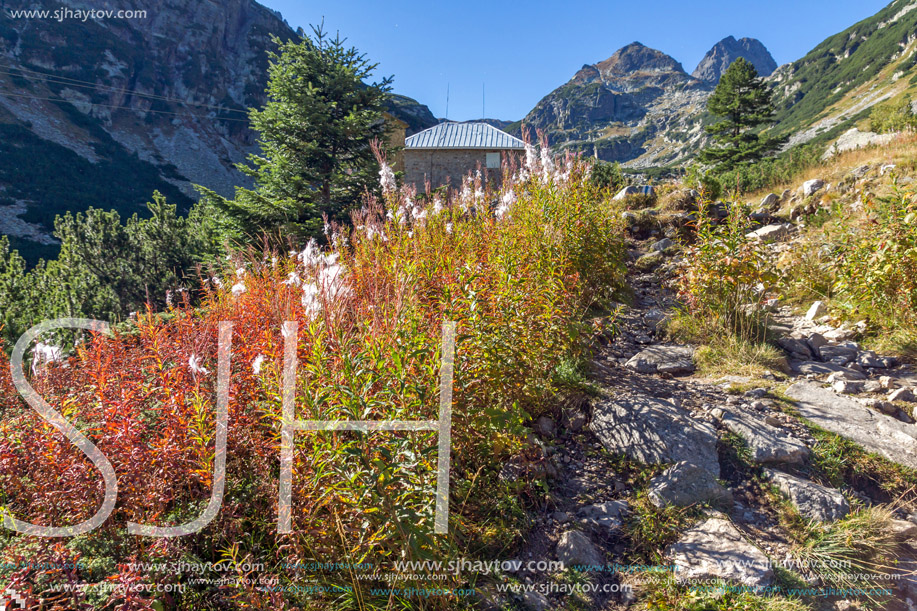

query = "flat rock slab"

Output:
[[625, 345, 695, 375], [666, 515, 774, 586], [789, 361, 857, 377], [648, 461, 733, 508], [766, 469, 849, 522], [591, 394, 719, 477], [722, 411, 810, 465], [785, 381, 917, 470], [556, 530, 603, 569]]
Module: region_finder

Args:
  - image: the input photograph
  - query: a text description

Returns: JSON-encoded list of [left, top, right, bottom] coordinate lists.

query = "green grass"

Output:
[[666, 310, 787, 377]]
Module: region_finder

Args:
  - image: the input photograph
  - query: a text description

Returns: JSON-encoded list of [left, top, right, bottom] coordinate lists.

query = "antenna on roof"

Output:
[[445, 83, 449, 121]]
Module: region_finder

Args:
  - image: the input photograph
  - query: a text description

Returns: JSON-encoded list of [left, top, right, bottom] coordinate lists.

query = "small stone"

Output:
[[806, 301, 826, 321], [803, 179, 825, 197], [625, 345, 695, 375], [880, 376, 898, 390], [890, 519, 917, 542], [722, 412, 810, 464], [744, 388, 768, 399], [710, 407, 725, 420], [864, 381, 883, 393], [566, 411, 587, 432], [522, 591, 551, 611], [647, 461, 733, 508], [807, 333, 828, 352], [651, 238, 675, 252], [827, 370, 866, 383], [760, 193, 780, 211], [556, 530, 603, 569], [553, 511, 571, 524], [767, 469, 849, 522], [832, 380, 863, 395], [866, 399, 898, 415], [534, 416, 555, 438], [765, 415, 782, 427], [746, 224, 791, 243], [889, 388, 917, 403], [857, 351, 886, 368], [818, 345, 858, 365]]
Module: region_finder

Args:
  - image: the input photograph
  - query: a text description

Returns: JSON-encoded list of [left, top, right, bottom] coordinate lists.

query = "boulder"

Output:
[[823, 128, 896, 160], [722, 412, 810, 464], [534, 416, 555, 438], [522, 591, 551, 611], [556, 530, 603, 569], [805, 301, 826, 321], [890, 388, 917, 403], [766, 469, 849, 522], [818, 345, 858, 365], [760, 193, 780, 211], [651, 237, 675, 252], [666, 515, 774, 586], [786, 381, 917, 470], [625, 345, 695, 375], [591, 393, 720, 476], [746, 224, 790, 243], [578, 500, 629, 530], [802, 179, 825, 197], [777, 337, 813, 360], [648, 461, 733, 508]]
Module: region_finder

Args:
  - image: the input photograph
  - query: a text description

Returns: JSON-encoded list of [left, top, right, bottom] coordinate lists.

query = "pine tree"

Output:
[[699, 58, 784, 170], [202, 25, 393, 244]]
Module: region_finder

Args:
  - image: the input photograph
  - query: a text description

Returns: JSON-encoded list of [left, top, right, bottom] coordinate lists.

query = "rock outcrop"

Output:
[[692, 36, 777, 84]]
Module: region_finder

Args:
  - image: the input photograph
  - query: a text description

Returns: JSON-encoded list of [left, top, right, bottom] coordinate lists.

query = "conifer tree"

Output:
[[699, 58, 784, 170], [202, 25, 393, 243]]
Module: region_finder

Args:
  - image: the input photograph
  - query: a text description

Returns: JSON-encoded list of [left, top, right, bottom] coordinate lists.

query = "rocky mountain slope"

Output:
[[769, 0, 917, 147], [513, 38, 774, 168], [0, 0, 435, 263], [692, 35, 777, 83]]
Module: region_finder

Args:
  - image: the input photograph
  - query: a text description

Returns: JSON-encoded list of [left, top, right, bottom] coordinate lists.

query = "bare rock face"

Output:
[[591, 393, 720, 477], [785, 381, 917, 470], [666, 515, 774, 586], [692, 36, 777, 84]]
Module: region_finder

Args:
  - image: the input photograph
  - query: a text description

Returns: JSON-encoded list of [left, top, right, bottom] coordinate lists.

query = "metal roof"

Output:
[[405, 122, 526, 150]]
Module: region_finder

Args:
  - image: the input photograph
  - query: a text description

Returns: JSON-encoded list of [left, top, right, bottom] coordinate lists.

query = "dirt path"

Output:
[[483, 237, 917, 611]]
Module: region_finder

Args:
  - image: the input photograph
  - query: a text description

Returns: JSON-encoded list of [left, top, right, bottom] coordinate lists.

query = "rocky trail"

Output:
[[487, 229, 917, 611]]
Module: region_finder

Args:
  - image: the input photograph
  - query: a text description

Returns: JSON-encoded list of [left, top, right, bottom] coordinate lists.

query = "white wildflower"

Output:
[[301, 282, 321, 318], [525, 143, 538, 173], [231, 282, 246, 297], [541, 147, 555, 182], [252, 354, 266, 375], [189, 354, 209, 376], [379, 161, 397, 194], [282, 271, 301, 286], [31, 342, 62, 375], [211, 276, 223, 288], [235, 266, 246, 278], [445, 222, 453, 234], [432, 196, 444, 213]]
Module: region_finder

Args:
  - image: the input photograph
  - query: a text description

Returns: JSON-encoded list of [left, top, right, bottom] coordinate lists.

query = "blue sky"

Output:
[[261, 0, 891, 121]]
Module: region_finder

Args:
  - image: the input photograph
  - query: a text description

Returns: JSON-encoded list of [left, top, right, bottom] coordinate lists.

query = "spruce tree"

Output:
[[699, 58, 784, 170], [202, 25, 393, 243]]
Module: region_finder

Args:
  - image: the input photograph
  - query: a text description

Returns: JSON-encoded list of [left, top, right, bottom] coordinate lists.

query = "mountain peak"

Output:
[[596, 42, 687, 77], [692, 36, 777, 84]]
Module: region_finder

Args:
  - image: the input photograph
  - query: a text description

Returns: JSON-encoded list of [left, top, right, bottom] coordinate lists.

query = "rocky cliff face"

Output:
[[692, 36, 777, 84], [517, 42, 712, 168], [0, 0, 434, 262]]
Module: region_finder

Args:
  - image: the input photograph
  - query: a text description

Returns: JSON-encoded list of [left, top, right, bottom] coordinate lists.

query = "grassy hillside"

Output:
[[771, 0, 917, 142]]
